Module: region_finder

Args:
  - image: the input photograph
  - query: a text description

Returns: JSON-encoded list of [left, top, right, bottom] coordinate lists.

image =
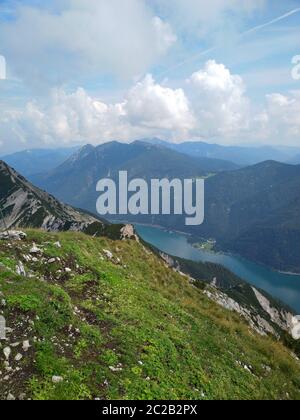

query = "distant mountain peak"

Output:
[[135, 137, 166, 145], [2, 146, 80, 178], [68, 144, 95, 163]]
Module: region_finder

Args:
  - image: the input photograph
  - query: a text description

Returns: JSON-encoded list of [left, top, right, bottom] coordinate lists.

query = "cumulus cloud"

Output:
[[124, 75, 194, 136], [0, 74, 194, 150], [187, 60, 250, 138], [1, 88, 125, 148], [1, 60, 299, 153], [0, 0, 176, 85]]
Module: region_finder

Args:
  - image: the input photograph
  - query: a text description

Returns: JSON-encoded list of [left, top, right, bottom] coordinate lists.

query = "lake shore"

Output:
[[135, 224, 300, 313], [111, 218, 300, 277]]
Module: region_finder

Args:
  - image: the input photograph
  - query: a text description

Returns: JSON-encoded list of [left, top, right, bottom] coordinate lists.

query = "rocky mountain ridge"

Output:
[[0, 160, 123, 239]]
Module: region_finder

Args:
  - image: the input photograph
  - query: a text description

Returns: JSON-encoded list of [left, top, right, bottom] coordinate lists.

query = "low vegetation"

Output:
[[0, 230, 300, 400]]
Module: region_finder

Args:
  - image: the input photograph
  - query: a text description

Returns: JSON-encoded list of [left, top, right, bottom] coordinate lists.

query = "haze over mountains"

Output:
[[144, 139, 300, 166], [3, 139, 300, 180], [288, 154, 300, 165], [2, 147, 79, 177]]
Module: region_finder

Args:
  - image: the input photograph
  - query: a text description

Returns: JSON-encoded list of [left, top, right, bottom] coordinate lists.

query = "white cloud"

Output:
[[0, 0, 176, 85], [1, 60, 300, 153], [124, 74, 194, 136], [254, 91, 300, 143], [151, 17, 177, 55], [187, 60, 250, 137], [0, 74, 194, 150], [8, 88, 126, 146]]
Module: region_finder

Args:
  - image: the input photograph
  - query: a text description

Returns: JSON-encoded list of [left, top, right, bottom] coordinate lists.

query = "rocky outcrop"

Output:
[[252, 287, 294, 333], [0, 161, 114, 237], [120, 225, 138, 241], [0, 231, 27, 241], [204, 288, 277, 337], [157, 249, 295, 339], [204, 281, 296, 338]]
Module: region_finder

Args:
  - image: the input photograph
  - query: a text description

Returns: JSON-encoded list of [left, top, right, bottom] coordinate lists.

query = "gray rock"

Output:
[[30, 244, 42, 254], [15, 353, 23, 362], [3, 346, 11, 360], [120, 224, 138, 241], [16, 261, 26, 277], [103, 249, 113, 260], [52, 376, 64, 384], [22, 340, 30, 352], [0, 231, 27, 241]]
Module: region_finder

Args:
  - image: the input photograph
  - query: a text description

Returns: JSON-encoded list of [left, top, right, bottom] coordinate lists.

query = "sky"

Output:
[[0, 0, 300, 154]]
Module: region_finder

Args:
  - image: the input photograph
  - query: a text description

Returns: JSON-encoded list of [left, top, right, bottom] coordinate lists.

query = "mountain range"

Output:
[[3, 140, 300, 182], [30, 141, 238, 213], [143, 138, 300, 166], [25, 142, 300, 273]]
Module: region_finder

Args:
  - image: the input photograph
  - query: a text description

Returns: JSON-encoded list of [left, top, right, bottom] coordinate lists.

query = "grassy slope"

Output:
[[0, 230, 300, 400]]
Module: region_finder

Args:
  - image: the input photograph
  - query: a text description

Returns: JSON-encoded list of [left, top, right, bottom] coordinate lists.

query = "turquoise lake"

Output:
[[135, 224, 300, 313]]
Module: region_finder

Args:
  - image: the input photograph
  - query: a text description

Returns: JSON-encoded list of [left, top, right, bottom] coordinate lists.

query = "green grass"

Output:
[[0, 229, 300, 400]]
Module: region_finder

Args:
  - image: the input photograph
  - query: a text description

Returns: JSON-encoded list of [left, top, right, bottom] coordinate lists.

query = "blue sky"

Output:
[[0, 0, 300, 153]]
